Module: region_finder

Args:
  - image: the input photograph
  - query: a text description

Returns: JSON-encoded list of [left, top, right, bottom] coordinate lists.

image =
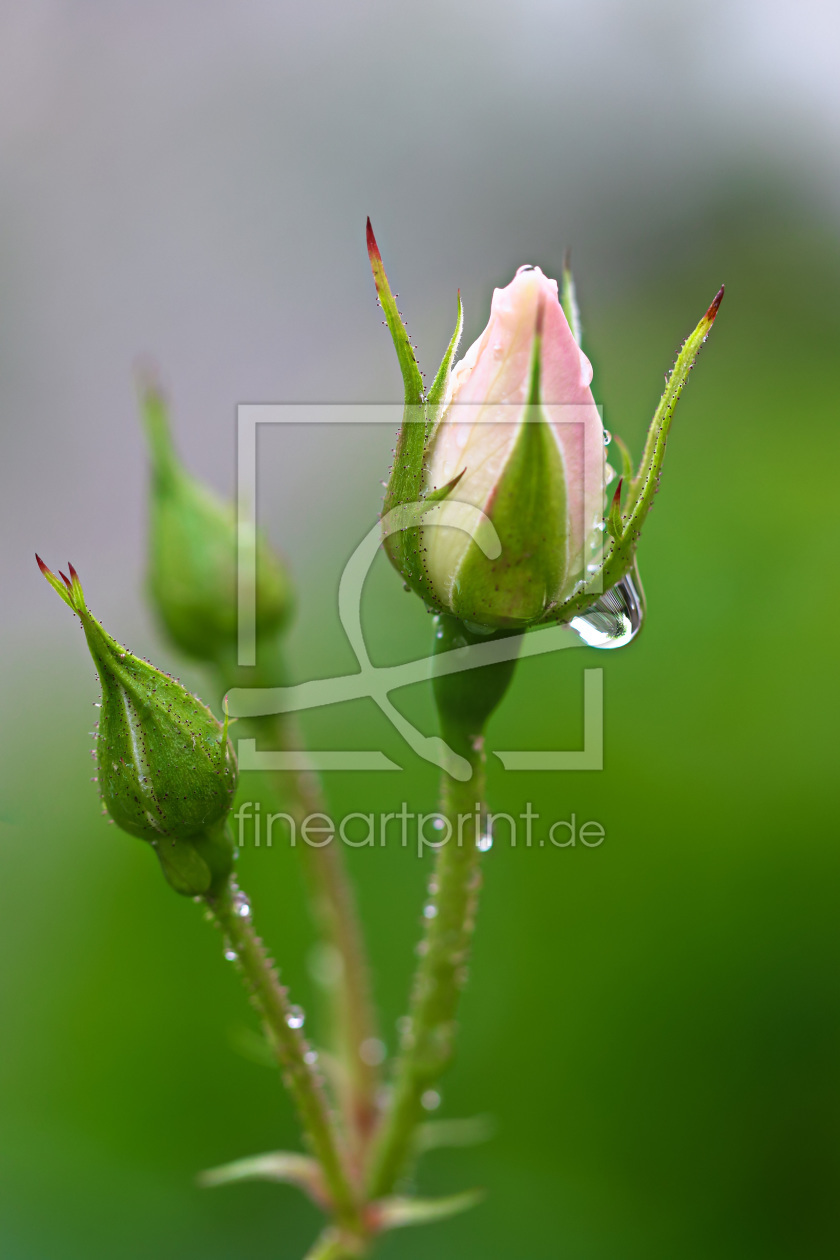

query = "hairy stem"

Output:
[[365, 615, 518, 1198], [215, 653, 380, 1161], [208, 876, 365, 1239], [366, 739, 487, 1198], [265, 709, 381, 1154]]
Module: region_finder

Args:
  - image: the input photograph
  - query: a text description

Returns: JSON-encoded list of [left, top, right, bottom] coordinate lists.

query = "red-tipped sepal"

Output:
[[544, 283, 725, 627], [366, 218, 424, 408], [704, 284, 725, 325], [36, 554, 75, 609]]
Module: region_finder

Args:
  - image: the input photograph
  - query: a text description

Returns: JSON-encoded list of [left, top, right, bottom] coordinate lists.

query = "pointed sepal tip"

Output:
[[36, 553, 79, 611], [365, 215, 381, 265], [705, 284, 725, 323]]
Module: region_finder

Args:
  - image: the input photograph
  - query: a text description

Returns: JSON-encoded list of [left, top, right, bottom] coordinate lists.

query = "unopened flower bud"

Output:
[[423, 266, 604, 627], [37, 557, 238, 896], [367, 221, 724, 631], [141, 381, 293, 669]]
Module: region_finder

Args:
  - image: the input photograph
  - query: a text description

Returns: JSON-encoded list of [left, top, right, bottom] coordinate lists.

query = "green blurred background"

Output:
[[2, 3, 839, 1257]]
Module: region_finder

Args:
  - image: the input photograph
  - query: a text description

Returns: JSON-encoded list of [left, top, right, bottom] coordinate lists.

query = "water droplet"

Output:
[[423, 902, 438, 919], [233, 893, 251, 918], [569, 569, 645, 650], [603, 429, 612, 446], [431, 818, 445, 832], [304, 1049, 319, 1066], [286, 1005, 305, 1029], [224, 948, 238, 962], [359, 1037, 387, 1066], [421, 1089, 441, 1111], [515, 264, 535, 276], [477, 834, 493, 852]]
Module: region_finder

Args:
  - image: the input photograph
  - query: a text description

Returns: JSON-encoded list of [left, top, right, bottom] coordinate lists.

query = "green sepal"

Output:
[[540, 285, 724, 626], [625, 285, 724, 522], [369, 223, 470, 610], [368, 219, 431, 602], [197, 1150, 327, 1208], [370, 1189, 484, 1233], [606, 478, 624, 541], [381, 402, 435, 602], [422, 468, 465, 508], [382, 461, 465, 612], [561, 250, 582, 346], [425, 291, 463, 442], [366, 219, 423, 408], [35, 556, 75, 608]]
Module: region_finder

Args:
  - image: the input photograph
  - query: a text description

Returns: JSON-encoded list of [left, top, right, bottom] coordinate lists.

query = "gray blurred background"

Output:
[[4, 0, 839, 643], [3, 4, 840, 1259]]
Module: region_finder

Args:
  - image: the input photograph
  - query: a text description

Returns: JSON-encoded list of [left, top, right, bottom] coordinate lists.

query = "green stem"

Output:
[[365, 615, 518, 1198], [366, 737, 487, 1198], [215, 653, 380, 1161], [265, 709, 381, 1154], [208, 875, 365, 1240]]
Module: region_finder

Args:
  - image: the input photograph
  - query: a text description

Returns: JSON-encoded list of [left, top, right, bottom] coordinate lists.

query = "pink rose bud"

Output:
[[369, 221, 723, 635], [423, 265, 605, 626]]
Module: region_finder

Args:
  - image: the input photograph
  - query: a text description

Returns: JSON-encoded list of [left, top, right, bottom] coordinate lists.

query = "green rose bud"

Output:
[[37, 557, 238, 896], [140, 379, 293, 671]]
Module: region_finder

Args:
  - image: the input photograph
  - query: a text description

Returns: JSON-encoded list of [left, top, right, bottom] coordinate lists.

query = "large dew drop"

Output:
[[569, 571, 645, 650]]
